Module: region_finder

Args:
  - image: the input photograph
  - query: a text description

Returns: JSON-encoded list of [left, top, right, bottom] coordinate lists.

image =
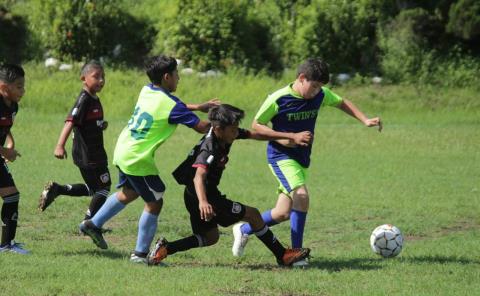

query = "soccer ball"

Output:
[[370, 224, 403, 258]]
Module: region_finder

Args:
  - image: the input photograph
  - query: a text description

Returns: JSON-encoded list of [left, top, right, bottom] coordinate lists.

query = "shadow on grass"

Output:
[[168, 258, 383, 272], [57, 249, 126, 260], [399, 255, 480, 265]]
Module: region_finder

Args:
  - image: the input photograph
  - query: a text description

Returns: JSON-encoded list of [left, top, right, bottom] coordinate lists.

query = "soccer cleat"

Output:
[[79, 220, 108, 249], [147, 237, 168, 265], [38, 181, 60, 211], [232, 223, 249, 257], [8, 241, 30, 255], [130, 252, 148, 264], [278, 248, 311, 267], [0, 241, 30, 255], [0, 244, 10, 253]]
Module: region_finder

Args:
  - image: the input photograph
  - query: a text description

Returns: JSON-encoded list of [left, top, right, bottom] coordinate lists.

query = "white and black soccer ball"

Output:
[[370, 224, 403, 258]]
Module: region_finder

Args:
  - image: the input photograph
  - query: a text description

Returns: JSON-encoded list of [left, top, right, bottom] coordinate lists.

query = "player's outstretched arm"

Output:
[[193, 166, 215, 221], [192, 120, 211, 134], [54, 121, 74, 159], [187, 98, 221, 113], [337, 99, 382, 132], [251, 120, 312, 146]]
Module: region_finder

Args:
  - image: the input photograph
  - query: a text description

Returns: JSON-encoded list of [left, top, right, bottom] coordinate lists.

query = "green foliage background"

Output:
[[1, 0, 479, 85]]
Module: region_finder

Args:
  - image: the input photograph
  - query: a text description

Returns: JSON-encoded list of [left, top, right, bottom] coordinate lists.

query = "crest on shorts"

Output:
[[231, 202, 242, 214], [100, 173, 110, 184]]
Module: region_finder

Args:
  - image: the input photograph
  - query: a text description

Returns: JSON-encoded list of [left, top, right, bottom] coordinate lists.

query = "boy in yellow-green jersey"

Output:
[[80, 55, 217, 264]]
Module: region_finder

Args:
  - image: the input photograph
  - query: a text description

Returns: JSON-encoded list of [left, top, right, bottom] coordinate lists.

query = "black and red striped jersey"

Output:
[[0, 96, 18, 147], [66, 90, 107, 168]]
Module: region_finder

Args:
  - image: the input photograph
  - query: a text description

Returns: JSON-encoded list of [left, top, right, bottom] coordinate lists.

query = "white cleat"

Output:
[[232, 223, 249, 257]]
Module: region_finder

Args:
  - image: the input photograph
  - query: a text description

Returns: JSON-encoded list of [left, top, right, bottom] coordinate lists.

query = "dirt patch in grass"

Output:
[[405, 220, 480, 241]]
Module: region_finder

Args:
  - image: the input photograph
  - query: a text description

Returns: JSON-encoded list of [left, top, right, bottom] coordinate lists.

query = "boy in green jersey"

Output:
[[232, 58, 382, 266], [80, 55, 218, 264]]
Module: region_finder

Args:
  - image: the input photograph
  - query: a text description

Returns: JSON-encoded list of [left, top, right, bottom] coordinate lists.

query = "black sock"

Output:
[[167, 234, 205, 255], [253, 224, 285, 260], [1, 193, 19, 246], [86, 192, 108, 219], [58, 184, 90, 196]]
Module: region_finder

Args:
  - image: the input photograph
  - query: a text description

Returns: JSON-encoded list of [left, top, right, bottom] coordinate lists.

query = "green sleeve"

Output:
[[254, 94, 279, 124], [321, 87, 343, 107]]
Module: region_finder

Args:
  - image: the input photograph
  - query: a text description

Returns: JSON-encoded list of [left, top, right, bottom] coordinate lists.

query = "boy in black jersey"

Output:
[[148, 104, 310, 266], [38, 60, 111, 224], [0, 64, 28, 254]]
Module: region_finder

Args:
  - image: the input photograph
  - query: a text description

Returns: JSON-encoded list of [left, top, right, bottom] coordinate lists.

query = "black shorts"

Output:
[[79, 166, 111, 194], [184, 186, 246, 235], [0, 160, 15, 188], [116, 168, 165, 203]]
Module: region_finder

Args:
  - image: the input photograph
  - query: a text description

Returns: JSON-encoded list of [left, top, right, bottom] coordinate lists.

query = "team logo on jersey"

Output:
[[231, 202, 242, 214], [286, 110, 318, 121], [100, 173, 110, 184]]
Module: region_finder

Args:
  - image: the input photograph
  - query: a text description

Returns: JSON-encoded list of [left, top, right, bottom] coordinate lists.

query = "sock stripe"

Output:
[[3, 193, 20, 203], [194, 234, 205, 247], [95, 190, 110, 197], [253, 225, 269, 237]]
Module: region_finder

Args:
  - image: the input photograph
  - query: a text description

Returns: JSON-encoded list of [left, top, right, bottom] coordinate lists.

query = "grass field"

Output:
[[0, 65, 479, 295]]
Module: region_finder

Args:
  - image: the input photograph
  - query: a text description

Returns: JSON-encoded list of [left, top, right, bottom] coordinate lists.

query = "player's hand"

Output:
[[365, 117, 382, 132], [54, 145, 67, 159], [102, 121, 109, 130], [198, 98, 221, 113], [199, 201, 215, 221], [292, 131, 313, 146], [1, 148, 21, 162]]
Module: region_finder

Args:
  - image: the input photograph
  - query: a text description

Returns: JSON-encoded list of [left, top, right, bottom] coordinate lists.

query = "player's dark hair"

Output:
[[144, 55, 177, 85], [0, 64, 25, 83], [297, 58, 330, 84], [80, 60, 104, 76], [208, 104, 245, 128]]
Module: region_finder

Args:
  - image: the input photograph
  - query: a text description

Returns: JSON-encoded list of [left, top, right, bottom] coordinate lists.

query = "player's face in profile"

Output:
[[216, 123, 239, 144], [165, 70, 180, 92], [1, 77, 25, 103], [83, 68, 105, 94], [298, 75, 323, 99]]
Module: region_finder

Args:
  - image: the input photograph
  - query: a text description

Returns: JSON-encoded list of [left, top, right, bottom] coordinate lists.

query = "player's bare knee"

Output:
[[145, 199, 163, 215], [292, 187, 309, 211]]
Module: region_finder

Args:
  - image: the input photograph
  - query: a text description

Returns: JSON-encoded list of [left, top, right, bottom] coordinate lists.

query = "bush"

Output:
[[0, 6, 28, 63], [447, 0, 480, 40], [24, 0, 155, 65], [292, 0, 397, 74], [378, 8, 435, 82], [168, 0, 282, 73]]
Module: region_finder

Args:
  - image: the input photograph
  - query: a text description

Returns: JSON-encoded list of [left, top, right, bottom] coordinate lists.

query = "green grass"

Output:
[[0, 65, 479, 295]]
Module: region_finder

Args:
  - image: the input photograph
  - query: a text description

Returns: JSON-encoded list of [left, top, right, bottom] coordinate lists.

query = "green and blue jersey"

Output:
[[254, 84, 343, 168], [113, 84, 200, 176]]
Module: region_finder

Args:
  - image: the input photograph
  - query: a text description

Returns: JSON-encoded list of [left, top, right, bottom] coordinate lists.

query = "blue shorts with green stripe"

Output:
[[268, 158, 308, 196]]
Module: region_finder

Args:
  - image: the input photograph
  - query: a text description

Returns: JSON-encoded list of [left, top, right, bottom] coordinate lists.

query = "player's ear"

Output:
[[80, 75, 86, 82], [0, 82, 8, 94], [298, 73, 307, 83], [162, 72, 170, 82]]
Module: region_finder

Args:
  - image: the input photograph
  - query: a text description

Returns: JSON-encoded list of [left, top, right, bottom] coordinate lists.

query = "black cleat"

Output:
[[38, 181, 60, 211], [79, 220, 108, 249]]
